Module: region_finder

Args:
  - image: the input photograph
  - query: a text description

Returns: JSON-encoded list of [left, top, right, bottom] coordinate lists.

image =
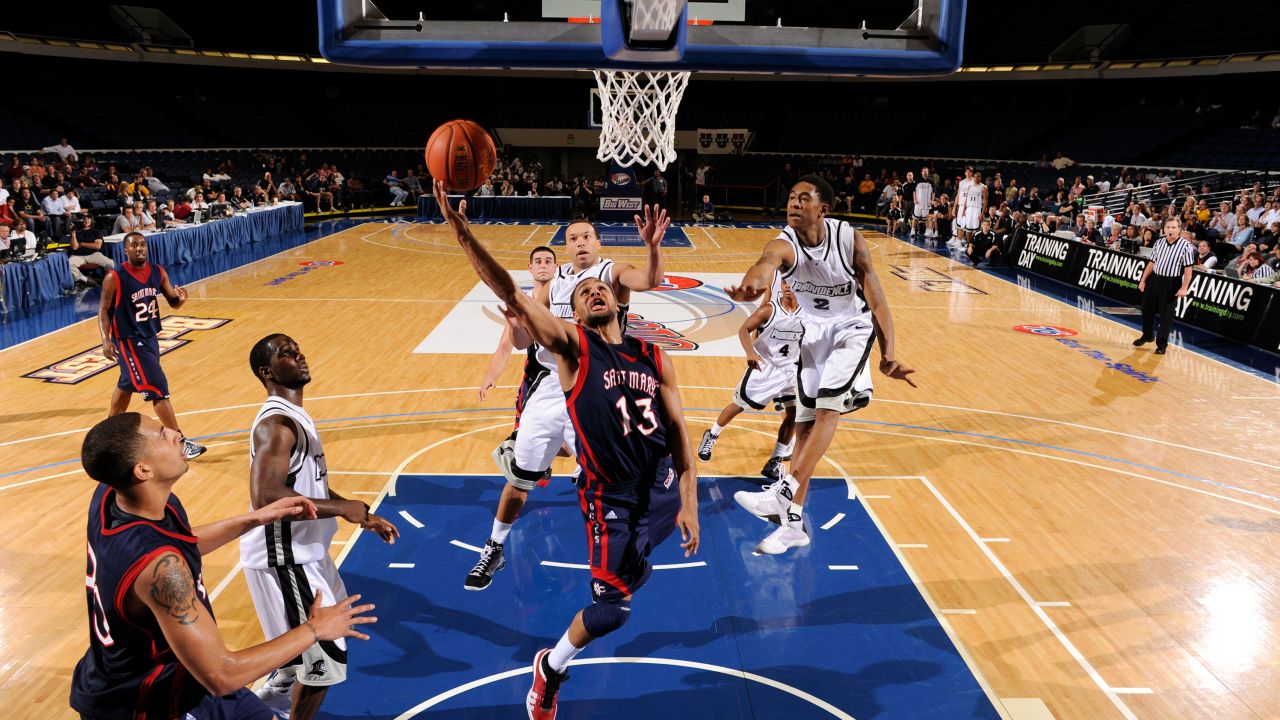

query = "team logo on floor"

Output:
[[415, 272, 753, 356], [23, 316, 232, 385], [889, 265, 986, 294], [1013, 324, 1078, 337], [264, 260, 345, 286]]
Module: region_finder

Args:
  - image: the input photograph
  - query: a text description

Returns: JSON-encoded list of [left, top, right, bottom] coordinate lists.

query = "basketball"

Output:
[[425, 119, 497, 192]]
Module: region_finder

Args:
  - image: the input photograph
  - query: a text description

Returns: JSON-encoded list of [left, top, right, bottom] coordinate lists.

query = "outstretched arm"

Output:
[[192, 496, 316, 555], [851, 229, 915, 387], [738, 301, 773, 370], [614, 205, 669, 291], [726, 238, 794, 302], [655, 349, 699, 557], [434, 180, 577, 356]]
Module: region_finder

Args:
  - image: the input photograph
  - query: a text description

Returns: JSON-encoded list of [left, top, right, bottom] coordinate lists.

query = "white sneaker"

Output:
[[254, 670, 293, 718], [756, 524, 811, 555], [734, 476, 793, 523]]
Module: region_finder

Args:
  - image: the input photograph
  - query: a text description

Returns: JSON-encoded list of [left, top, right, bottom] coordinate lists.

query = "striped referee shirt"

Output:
[[1148, 235, 1195, 277]]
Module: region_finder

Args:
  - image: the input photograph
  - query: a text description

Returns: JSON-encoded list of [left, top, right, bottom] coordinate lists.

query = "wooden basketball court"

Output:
[[3, 220, 1277, 719]]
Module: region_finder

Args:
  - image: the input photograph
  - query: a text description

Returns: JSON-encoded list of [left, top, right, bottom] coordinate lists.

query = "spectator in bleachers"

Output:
[[0, 223, 11, 253], [1246, 199, 1268, 226], [63, 188, 82, 216], [253, 172, 276, 205], [1149, 182, 1172, 212], [476, 181, 494, 197], [142, 168, 169, 195], [345, 175, 369, 209], [875, 181, 897, 218], [886, 195, 903, 237], [1081, 220, 1104, 245], [500, 180, 516, 197], [1125, 202, 1150, 230], [1118, 224, 1142, 252], [190, 192, 210, 218], [527, 181, 540, 198], [68, 213, 114, 287], [1229, 214, 1255, 248], [277, 177, 298, 203], [1208, 201, 1235, 240], [857, 174, 875, 213], [136, 202, 157, 231], [0, 197, 18, 227], [15, 187, 49, 238], [384, 170, 408, 206], [112, 206, 141, 235], [1051, 151, 1074, 170], [42, 187, 68, 239], [1195, 199, 1211, 224], [1241, 251, 1275, 281], [123, 175, 150, 201], [1194, 239, 1218, 270], [40, 138, 77, 163], [1026, 213, 1048, 235]]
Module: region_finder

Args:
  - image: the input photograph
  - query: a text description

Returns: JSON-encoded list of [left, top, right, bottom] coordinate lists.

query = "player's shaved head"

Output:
[[249, 333, 289, 386]]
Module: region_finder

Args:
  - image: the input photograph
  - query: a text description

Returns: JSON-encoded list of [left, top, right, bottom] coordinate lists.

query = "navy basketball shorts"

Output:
[[116, 336, 170, 401], [578, 455, 682, 603]]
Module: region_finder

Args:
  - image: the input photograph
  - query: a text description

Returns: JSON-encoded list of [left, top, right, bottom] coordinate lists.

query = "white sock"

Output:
[[772, 442, 790, 458], [786, 503, 804, 530], [710, 423, 723, 436], [490, 520, 513, 545], [547, 630, 583, 673], [777, 474, 798, 502]]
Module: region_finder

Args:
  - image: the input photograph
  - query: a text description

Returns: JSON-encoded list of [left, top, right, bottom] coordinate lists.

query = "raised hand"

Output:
[[635, 204, 670, 248], [433, 180, 469, 236]]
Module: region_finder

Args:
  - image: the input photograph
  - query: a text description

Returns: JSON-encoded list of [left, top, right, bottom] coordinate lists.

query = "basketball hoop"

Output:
[[593, 0, 690, 170], [593, 69, 689, 170]]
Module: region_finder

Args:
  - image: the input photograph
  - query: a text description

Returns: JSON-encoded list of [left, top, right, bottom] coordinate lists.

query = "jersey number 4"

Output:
[[616, 397, 659, 437], [134, 298, 158, 323]]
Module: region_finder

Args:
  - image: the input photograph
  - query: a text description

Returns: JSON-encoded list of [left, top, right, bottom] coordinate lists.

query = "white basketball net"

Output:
[[594, 69, 690, 170]]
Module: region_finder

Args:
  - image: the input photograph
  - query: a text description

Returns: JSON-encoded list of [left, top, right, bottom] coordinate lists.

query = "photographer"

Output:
[[69, 213, 115, 287]]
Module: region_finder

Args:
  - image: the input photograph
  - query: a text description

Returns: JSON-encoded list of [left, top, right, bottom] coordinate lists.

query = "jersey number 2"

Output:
[[812, 298, 830, 311], [616, 397, 659, 437]]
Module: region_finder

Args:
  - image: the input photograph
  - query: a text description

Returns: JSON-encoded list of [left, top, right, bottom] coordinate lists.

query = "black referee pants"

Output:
[[1140, 275, 1181, 346]]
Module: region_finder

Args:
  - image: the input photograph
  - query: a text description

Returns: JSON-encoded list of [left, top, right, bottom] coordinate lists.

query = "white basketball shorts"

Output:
[[795, 319, 875, 422], [510, 373, 576, 490], [732, 361, 797, 412], [244, 555, 348, 687]]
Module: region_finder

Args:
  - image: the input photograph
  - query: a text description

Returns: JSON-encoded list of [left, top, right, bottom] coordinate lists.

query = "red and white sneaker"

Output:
[[526, 648, 569, 720]]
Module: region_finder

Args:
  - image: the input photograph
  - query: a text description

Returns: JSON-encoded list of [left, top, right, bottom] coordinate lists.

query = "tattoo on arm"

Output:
[[150, 553, 200, 625]]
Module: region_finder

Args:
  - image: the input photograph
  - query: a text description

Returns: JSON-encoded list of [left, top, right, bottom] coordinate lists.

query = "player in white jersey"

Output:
[[912, 166, 934, 240], [241, 334, 399, 720], [728, 175, 917, 554], [465, 210, 670, 591], [956, 166, 975, 242], [698, 278, 802, 481], [958, 169, 987, 246]]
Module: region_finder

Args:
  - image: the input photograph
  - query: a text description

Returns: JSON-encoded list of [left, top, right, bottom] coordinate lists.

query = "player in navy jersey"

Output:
[[434, 181, 698, 720], [98, 232, 206, 460], [71, 412, 377, 720]]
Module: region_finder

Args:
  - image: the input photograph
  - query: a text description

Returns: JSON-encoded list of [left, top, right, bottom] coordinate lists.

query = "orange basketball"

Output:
[[425, 119, 497, 192]]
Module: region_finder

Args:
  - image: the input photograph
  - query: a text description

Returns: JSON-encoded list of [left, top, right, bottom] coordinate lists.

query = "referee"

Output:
[[1134, 216, 1195, 355]]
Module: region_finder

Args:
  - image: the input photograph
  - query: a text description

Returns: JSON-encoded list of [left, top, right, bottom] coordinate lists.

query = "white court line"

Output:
[[388, 563, 415, 569], [1108, 688, 1153, 695], [1034, 602, 1072, 608], [332, 540, 348, 545], [940, 609, 978, 615], [981, 537, 1012, 543], [450, 539, 484, 553], [0, 468, 82, 492], [540, 560, 707, 571], [862, 494, 892, 500], [208, 560, 244, 601], [819, 513, 845, 530], [915, 474, 1139, 719], [351, 491, 382, 496], [398, 510, 425, 529], [393, 656, 855, 720], [827, 565, 860, 571], [521, 226, 541, 245], [698, 225, 721, 249], [897, 543, 929, 549]]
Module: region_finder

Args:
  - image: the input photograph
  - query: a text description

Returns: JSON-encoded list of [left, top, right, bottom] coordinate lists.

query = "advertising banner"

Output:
[[599, 160, 643, 222]]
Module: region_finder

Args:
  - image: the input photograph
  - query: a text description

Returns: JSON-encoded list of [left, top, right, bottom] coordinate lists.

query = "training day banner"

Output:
[[599, 160, 643, 222], [1011, 229, 1280, 349], [696, 128, 750, 154]]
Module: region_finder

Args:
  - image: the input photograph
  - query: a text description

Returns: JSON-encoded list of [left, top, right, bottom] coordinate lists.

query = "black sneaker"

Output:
[[1154, 345, 1167, 355], [697, 429, 717, 462], [761, 456, 784, 481], [1132, 336, 1153, 347], [464, 539, 505, 591]]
